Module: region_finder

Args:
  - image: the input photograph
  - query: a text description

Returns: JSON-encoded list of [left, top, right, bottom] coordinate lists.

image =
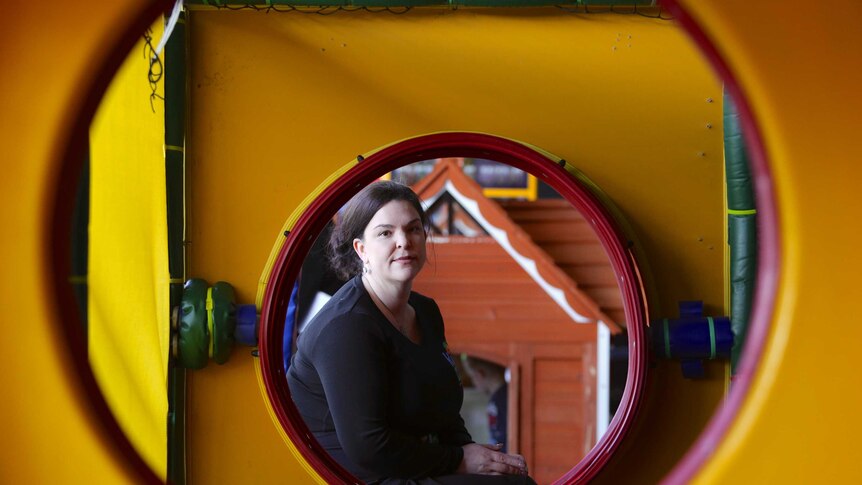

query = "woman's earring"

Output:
[[363, 261, 371, 274]]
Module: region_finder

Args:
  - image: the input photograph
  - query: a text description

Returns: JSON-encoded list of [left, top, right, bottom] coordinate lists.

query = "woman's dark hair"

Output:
[[328, 180, 429, 280]]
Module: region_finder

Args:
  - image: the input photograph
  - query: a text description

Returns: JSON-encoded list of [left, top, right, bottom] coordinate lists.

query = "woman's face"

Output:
[[353, 199, 427, 286]]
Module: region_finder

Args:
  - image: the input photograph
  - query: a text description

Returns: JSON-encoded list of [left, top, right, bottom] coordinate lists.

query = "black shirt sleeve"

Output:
[[312, 312, 464, 479]]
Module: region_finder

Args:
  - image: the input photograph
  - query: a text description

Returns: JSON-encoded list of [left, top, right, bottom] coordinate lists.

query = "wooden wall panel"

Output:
[[414, 236, 601, 481], [416, 239, 598, 344], [533, 358, 586, 485]]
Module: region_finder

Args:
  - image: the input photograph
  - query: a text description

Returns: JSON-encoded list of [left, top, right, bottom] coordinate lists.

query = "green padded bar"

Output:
[[186, 0, 655, 7], [729, 215, 757, 367], [707, 316, 716, 359], [724, 89, 758, 371], [179, 279, 209, 369], [724, 92, 756, 212], [165, 11, 188, 484], [210, 281, 237, 364], [71, 152, 90, 338], [663, 318, 671, 359]]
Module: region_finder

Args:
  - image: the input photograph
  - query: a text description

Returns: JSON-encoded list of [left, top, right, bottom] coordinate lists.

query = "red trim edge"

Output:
[[259, 132, 651, 484], [659, 1, 780, 484]]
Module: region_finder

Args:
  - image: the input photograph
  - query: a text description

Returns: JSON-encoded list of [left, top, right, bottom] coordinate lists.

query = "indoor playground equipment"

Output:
[[2, 1, 861, 484]]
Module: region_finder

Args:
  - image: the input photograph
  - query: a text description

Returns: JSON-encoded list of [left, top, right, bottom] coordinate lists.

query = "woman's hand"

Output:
[[457, 443, 529, 476]]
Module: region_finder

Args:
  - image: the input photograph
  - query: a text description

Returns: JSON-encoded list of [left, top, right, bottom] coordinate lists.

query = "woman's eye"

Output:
[[379, 230, 391, 237]]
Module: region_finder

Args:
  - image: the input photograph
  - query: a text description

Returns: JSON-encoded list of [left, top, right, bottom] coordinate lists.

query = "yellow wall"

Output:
[[89, 19, 169, 479], [186, 8, 725, 483]]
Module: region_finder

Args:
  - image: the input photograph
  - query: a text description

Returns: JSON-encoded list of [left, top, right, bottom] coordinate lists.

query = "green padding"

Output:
[[725, 89, 757, 374], [210, 281, 237, 364], [164, 16, 186, 280], [663, 318, 670, 358], [724, 91, 756, 211], [190, 0, 442, 5], [266, 0, 439, 6], [707, 316, 716, 359], [165, 12, 188, 485], [186, 0, 654, 6], [179, 279, 209, 369], [729, 215, 757, 367], [164, 19, 186, 148]]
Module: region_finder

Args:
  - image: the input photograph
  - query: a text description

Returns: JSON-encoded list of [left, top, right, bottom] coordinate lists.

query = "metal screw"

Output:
[[706, 123, 713, 129], [558, 159, 566, 167], [357, 155, 365, 162], [706, 97, 714, 103]]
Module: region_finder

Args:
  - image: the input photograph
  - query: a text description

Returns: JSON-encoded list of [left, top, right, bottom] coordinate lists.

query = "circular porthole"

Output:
[[258, 132, 650, 483]]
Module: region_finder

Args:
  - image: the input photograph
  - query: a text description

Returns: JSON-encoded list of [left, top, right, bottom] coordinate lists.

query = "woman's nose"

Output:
[[396, 230, 410, 248]]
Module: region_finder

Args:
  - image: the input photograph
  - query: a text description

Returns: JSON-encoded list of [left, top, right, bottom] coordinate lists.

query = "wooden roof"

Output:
[[411, 159, 621, 333], [499, 199, 625, 327]]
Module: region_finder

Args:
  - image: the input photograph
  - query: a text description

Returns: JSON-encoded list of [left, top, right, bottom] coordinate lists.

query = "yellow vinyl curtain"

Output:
[[88, 18, 169, 480]]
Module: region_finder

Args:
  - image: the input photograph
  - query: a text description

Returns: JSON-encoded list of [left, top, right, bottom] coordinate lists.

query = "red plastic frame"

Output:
[[259, 132, 650, 484]]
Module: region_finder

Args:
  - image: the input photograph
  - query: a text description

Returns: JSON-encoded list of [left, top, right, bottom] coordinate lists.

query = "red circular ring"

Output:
[[659, 1, 780, 483], [259, 132, 650, 484]]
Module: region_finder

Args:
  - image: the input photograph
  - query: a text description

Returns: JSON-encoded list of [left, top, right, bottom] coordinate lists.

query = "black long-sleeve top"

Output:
[[287, 275, 472, 483]]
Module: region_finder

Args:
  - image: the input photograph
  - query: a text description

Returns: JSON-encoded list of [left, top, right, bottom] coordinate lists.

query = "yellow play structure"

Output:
[[2, 1, 861, 483]]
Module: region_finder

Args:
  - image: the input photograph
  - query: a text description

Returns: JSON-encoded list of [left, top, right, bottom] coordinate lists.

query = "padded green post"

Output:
[[210, 281, 237, 364], [186, 0, 656, 7], [179, 278, 209, 369], [165, 11, 188, 484], [724, 90, 757, 371], [71, 148, 90, 339]]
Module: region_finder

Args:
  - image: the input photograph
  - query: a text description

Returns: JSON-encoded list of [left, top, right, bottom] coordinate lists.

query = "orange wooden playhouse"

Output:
[[411, 159, 624, 484]]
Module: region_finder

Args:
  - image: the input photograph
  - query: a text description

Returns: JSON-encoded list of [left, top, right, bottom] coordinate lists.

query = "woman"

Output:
[[287, 181, 535, 484]]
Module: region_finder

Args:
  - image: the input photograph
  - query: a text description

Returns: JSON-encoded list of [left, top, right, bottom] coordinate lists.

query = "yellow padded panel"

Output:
[[88, 19, 169, 480]]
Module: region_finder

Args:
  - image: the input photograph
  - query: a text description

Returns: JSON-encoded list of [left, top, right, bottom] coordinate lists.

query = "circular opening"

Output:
[[259, 132, 649, 483]]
